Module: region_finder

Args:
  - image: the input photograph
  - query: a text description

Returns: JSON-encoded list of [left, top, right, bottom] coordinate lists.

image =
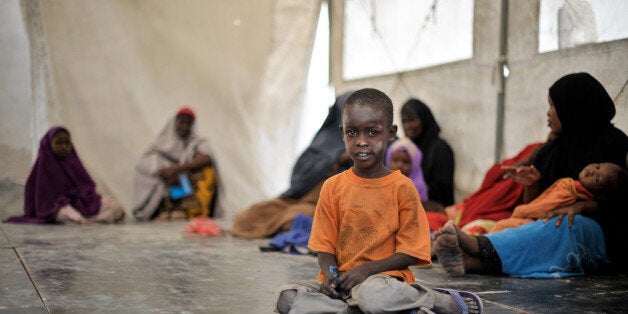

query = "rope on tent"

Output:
[[613, 79, 628, 104], [356, 0, 439, 96]]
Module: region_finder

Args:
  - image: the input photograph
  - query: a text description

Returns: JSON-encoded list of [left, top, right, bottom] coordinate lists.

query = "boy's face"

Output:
[[52, 132, 73, 158], [341, 103, 397, 178], [578, 162, 618, 195]]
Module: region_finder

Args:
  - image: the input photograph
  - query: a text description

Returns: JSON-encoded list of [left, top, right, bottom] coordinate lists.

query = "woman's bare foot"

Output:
[[432, 221, 465, 276], [56, 205, 89, 224], [89, 196, 126, 223]]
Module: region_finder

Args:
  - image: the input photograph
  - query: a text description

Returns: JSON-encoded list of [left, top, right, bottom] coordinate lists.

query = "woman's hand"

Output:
[[502, 165, 540, 187], [542, 200, 598, 227]]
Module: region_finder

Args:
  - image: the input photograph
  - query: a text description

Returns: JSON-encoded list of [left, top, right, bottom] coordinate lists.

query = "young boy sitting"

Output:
[[273, 88, 483, 313]]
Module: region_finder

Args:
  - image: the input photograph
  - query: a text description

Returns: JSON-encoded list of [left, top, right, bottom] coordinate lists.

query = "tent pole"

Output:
[[495, 0, 509, 163]]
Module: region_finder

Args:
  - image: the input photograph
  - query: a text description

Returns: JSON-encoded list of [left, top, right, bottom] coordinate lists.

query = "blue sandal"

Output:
[[433, 288, 484, 314]]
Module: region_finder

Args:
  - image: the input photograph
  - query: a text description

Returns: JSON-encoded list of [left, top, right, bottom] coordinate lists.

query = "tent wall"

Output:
[[0, 0, 320, 214], [1, 0, 626, 216], [330, 0, 628, 200], [0, 0, 33, 182]]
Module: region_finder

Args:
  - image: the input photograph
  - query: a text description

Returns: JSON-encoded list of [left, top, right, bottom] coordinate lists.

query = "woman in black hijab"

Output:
[[401, 98, 455, 207], [533, 72, 627, 190], [231, 92, 353, 239], [505, 72, 628, 273]]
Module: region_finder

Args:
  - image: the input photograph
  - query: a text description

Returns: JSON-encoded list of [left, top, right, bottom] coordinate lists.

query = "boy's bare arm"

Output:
[[317, 252, 341, 299], [337, 253, 418, 292], [318, 252, 338, 280]]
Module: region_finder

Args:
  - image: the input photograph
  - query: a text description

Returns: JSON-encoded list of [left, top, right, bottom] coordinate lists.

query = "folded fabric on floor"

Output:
[[268, 213, 313, 255]]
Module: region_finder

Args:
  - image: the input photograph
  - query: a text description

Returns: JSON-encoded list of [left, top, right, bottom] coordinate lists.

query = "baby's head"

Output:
[[51, 128, 73, 158], [579, 162, 628, 201], [341, 88, 397, 176]]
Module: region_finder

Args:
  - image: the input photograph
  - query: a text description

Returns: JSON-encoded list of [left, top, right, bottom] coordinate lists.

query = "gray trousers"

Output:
[[273, 274, 442, 314]]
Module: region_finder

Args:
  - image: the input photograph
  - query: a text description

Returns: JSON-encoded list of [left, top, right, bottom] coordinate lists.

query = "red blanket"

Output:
[[457, 142, 544, 227]]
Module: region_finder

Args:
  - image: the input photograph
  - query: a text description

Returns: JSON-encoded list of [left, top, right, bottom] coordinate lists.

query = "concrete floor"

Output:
[[1, 180, 627, 313]]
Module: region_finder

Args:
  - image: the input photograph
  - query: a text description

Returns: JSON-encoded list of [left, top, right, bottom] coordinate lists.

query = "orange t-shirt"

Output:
[[308, 169, 432, 283]]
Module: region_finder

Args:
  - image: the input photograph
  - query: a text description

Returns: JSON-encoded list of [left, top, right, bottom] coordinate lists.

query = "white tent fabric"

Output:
[[1, 0, 320, 215], [2, 0, 627, 219]]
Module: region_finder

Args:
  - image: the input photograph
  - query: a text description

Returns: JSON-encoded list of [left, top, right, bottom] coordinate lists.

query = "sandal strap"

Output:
[[433, 288, 469, 314]]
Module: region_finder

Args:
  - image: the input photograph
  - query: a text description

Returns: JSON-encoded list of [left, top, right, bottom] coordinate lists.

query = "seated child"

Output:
[[433, 162, 627, 278], [4, 126, 125, 224], [274, 88, 483, 314], [386, 137, 449, 232], [490, 162, 624, 232], [385, 137, 429, 201]]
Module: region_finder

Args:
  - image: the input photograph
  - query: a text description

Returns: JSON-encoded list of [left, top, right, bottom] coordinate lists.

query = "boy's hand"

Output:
[[320, 277, 341, 299], [337, 263, 373, 292]]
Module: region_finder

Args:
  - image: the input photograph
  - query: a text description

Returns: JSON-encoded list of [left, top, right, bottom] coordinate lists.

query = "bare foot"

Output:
[[56, 205, 89, 224], [432, 221, 465, 276], [89, 196, 126, 223]]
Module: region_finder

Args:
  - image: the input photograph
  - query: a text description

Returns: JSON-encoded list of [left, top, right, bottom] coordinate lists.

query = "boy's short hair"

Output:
[[343, 88, 394, 126]]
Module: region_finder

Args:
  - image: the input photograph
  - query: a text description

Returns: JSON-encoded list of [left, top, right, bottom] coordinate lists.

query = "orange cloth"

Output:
[[308, 169, 432, 283], [186, 217, 223, 236], [490, 178, 593, 233], [456, 142, 544, 227]]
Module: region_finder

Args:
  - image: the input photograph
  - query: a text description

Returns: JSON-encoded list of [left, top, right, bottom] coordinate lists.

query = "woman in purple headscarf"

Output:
[[4, 126, 125, 224]]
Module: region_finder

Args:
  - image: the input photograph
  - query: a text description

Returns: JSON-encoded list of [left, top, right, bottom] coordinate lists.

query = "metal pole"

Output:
[[495, 0, 509, 163]]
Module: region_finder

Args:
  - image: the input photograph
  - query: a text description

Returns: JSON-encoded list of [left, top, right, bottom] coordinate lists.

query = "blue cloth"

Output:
[[169, 174, 193, 200], [486, 215, 609, 278], [269, 214, 313, 255]]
